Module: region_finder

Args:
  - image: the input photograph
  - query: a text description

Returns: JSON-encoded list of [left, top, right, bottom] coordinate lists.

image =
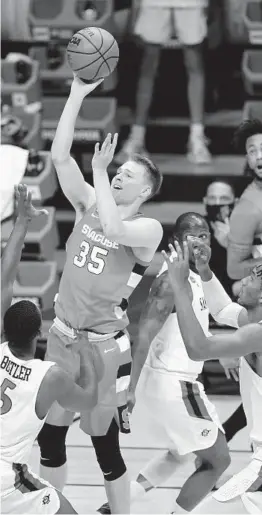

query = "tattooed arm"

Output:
[[129, 270, 175, 394]]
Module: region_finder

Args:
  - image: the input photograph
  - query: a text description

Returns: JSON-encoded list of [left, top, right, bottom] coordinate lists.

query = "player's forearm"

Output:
[[92, 168, 124, 238], [129, 342, 149, 391], [51, 89, 84, 163], [1, 216, 29, 289], [227, 244, 262, 279], [174, 286, 208, 361]]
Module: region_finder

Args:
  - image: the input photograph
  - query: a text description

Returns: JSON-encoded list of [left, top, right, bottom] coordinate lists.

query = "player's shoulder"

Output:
[[138, 217, 163, 239]]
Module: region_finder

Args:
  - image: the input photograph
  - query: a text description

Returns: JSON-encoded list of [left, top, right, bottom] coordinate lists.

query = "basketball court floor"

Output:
[[29, 387, 250, 514]]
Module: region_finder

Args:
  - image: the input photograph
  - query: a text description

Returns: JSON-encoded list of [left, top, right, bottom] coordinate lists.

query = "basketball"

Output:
[[67, 27, 119, 83]]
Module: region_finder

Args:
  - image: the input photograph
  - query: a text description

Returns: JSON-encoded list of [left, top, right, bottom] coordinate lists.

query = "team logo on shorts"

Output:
[[42, 494, 50, 505], [201, 429, 211, 437]]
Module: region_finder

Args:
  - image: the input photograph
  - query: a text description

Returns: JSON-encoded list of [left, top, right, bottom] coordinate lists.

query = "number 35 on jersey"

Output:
[[74, 241, 108, 275]]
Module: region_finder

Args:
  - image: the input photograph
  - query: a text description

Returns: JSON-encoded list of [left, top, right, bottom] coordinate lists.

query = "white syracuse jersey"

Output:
[[147, 261, 210, 381], [239, 353, 262, 453], [0, 342, 54, 478]]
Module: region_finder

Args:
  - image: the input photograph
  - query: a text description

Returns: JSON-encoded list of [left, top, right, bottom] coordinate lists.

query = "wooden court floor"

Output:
[[29, 392, 251, 514]]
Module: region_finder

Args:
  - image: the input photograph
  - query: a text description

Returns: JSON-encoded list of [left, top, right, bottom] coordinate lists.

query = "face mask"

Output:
[[206, 202, 235, 223]]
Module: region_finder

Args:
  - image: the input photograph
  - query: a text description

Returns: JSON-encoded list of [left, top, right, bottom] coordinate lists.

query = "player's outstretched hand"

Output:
[[191, 237, 212, 272], [71, 73, 104, 98], [219, 357, 240, 382], [92, 132, 118, 171], [162, 241, 190, 290], [127, 388, 136, 414], [15, 184, 48, 221]]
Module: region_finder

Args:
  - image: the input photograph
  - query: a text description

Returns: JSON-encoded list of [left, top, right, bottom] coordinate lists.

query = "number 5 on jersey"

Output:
[[74, 241, 108, 275]]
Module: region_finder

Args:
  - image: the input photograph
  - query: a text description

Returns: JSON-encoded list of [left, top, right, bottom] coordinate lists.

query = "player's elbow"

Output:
[[187, 345, 205, 361], [227, 256, 243, 280]]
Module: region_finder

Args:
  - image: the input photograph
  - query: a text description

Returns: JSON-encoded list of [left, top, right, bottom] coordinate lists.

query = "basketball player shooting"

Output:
[[163, 240, 262, 513], [37, 75, 163, 514]]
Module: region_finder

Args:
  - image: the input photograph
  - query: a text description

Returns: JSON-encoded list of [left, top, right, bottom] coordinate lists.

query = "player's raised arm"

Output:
[[51, 76, 103, 219], [227, 200, 262, 280], [92, 133, 163, 249], [163, 242, 262, 361], [129, 271, 175, 398], [1, 184, 47, 320]]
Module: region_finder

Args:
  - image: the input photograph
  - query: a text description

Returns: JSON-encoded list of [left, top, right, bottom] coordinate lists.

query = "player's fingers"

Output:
[[112, 133, 118, 151], [94, 142, 100, 154], [231, 368, 239, 382], [174, 240, 183, 261], [183, 240, 189, 262], [168, 243, 176, 255], [224, 369, 231, 380], [162, 249, 172, 264], [26, 190, 32, 205]]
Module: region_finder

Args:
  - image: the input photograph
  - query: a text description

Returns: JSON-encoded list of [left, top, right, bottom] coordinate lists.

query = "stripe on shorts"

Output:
[[116, 375, 130, 393], [117, 362, 132, 378], [13, 463, 47, 494], [116, 332, 130, 353], [180, 381, 212, 421]]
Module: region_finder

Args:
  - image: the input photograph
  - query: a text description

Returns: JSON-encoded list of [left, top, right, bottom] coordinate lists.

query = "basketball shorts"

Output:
[[138, 365, 223, 455], [134, 6, 207, 46], [45, 318, 132, 436], [1, 461, 60, 514]]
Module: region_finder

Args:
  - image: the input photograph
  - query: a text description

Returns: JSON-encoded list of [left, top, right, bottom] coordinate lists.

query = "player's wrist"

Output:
[[197, 264, 212, 281]]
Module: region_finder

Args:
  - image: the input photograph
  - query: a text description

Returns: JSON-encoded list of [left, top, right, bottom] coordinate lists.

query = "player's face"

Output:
[[238, 270, 262, 307], [111, 161, 151, 205], [180, 224, 211, 264], [246, 134, 262, 180]]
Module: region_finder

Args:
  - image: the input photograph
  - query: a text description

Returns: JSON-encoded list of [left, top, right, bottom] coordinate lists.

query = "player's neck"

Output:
[[8, 343, 34, 361], [246, 304, 262, 323], [117, 202, 141, 220], [253, 178, 262, 189]]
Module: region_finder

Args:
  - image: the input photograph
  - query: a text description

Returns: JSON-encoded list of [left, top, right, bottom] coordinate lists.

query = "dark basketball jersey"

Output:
[[55, 204, 150, 332]]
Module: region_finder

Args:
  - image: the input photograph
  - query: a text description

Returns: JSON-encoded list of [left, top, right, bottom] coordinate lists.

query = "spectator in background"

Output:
[[115, 0, 211, 166], [227, 119, 262, 280], [203, 180, 235, 296]]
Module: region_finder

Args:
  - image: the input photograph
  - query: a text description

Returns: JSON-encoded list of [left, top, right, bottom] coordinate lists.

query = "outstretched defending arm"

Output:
[[1, 184, 47, 321], [51, 76, 102, 222], [163, 242, 262, 361]]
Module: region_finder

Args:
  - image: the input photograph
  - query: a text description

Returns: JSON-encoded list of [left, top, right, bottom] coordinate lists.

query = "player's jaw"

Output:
[[237, 274, 262, 307]]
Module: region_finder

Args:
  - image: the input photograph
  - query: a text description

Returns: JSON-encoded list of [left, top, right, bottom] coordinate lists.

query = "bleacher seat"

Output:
[[24, 151, 58, 202], [1, 207, 59, 260], [13, 261, 59, 313], [42, 97, 117, 145], [1, 56, 41, 111], [243, 0, 262, 45], [243, 100, 262, 121], [28, 0, 114, 42], [242, 49, 262, 96]]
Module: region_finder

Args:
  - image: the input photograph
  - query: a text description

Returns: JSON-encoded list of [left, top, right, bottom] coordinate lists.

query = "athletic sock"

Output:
[[190, 123, 204, 140], [130, 479, 148, 501]]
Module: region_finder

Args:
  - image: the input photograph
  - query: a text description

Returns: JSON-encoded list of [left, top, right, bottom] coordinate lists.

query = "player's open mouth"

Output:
[[113, 185, 122, 189]]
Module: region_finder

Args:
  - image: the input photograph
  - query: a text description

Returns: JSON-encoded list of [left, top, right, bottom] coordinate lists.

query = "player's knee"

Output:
[[38, 424, 69, 468], [92, 436, 126, 481], [203, 447, 231, 475]]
